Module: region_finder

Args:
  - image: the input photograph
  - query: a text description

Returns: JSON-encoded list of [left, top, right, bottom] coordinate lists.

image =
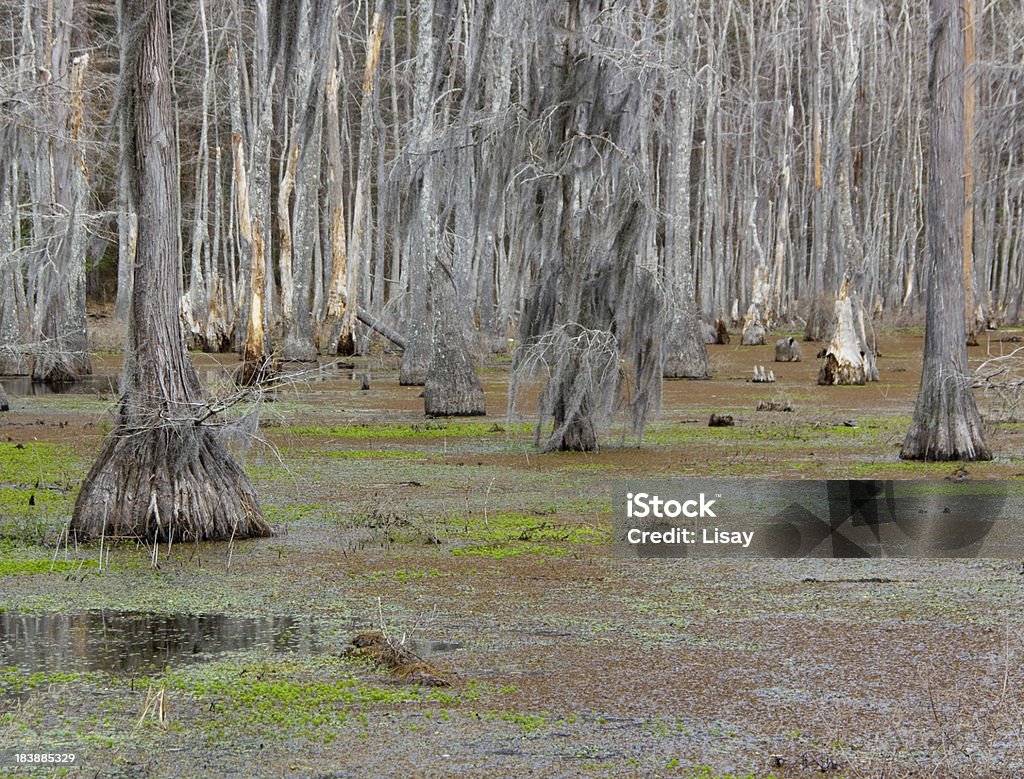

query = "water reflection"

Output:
[[0, 611, 321, 674], [0, 376, 117, 397]]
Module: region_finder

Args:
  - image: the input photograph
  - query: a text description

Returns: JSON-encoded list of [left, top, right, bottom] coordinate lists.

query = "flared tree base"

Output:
[[399, 335, 430, 386], [72, 425, 272, 542], [900, 386, 992, 462], [545, 416, 598, 452], [423, 371, 485, 418], [662, 319, 711, 380], [31, 353, 92, 386], [897, 401, 991, 462]]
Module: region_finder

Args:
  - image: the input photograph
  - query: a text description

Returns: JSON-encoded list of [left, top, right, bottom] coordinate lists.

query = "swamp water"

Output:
[[0, 610, 461, 676]]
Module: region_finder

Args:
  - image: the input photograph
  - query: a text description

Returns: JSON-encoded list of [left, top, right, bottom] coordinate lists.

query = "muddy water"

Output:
[[0, 376, 118, 397], [0, 611, 323, 674], [0, 610, 462, 676]]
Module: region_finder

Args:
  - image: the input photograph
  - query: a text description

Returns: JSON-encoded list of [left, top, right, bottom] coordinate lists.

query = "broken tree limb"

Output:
[[356, 306, 406, 350], [325, 285, 406, 351]]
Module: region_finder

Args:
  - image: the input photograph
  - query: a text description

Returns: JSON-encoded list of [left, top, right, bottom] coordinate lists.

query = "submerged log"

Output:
[[345, 631, 450, 687]]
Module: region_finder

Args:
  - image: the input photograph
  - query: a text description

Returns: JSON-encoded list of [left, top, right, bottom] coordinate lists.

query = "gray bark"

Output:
[[73, 0, 271, 542], [29, 0, 91, 384], [424, 261, 485, 417], [399, 0, 437, 386], [663, 8, 711, 381], [280, 0, 329, 364], [901, 0, 990, 461]]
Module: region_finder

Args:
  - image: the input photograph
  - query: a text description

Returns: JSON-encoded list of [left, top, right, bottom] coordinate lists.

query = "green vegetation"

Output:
[[643, 416, 911, 446], [684, 768, 779, 779], [450, 509, 606, 559], [324, 449, 426, 460], [0, 666, 82, 696], [174, 661, 435, 726], [0, 557, 98, 576], [0, 442, 83, 488]]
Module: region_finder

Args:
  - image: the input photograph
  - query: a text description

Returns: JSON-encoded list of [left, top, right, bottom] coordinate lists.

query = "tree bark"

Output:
[[280, 0, 328, 364], [399, 0, 437, 386], [423, 261, 485, 417], [72, 0, 271, 543], [962, 0, 978, 344], [663, 9, 711, 381], [31, 0, 91, 384], [900, 0, 990, 461], [818, 279, 870, 385]]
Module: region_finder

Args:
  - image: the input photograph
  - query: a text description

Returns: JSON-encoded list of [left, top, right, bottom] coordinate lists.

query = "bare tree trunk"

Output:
[[663, 9, 711, 380], [73, 0, 271, 542], [398, 0, 437, 386], [280, 0, 329, 364], [229, 2, 277, 384], [962, 0, 979, 344], [326, 0, 391, 356], [901, 0, 990, 462], [424, 261, 485, 417], [183, 0, 212, 351], [0, 164, 28, 375], [818, 278, 871, 385], [113, 0, 135, 327], [234, 132, 272, 384], [804, 0, 829, 341], [31, 0, 91, 384]]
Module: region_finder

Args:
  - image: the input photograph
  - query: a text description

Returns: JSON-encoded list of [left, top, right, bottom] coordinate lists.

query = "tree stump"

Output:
[[0, 382, 8, 412], [775, 337, 802, 362], [818, 282, 872, 385], [713, 313, 730, 345], [740, 304, 766, 345], [700, 320, 717, 345]]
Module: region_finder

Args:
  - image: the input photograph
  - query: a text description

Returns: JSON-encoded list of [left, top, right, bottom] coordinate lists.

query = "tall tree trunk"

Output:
[[183, 0, 212, 351], [663, 9, 711, 380], [0, 164, 28, 376], [73, 0, 271, 543], [962, 0, 978, 343], [113, 0, 135, 327], [398, 0, 437, 386], [31, 0, 91, 384], [326, 0, 391, 356], [900, 0, 990, 462], [280, 0, 328, 364]]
